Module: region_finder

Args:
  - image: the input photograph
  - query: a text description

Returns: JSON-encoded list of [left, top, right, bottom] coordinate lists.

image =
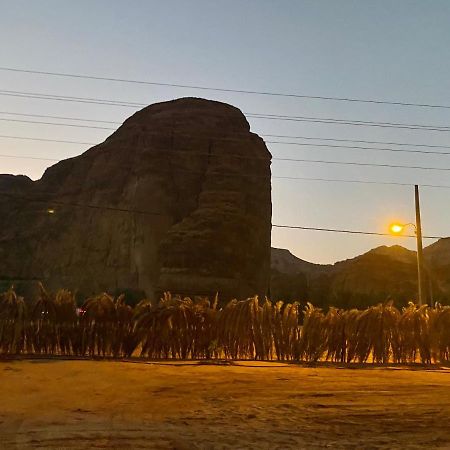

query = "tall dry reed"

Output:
[[1, 286, 449, 364]]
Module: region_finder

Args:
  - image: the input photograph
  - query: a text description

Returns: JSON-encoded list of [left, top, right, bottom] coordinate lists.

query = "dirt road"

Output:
[[0, 360, 449, 449]]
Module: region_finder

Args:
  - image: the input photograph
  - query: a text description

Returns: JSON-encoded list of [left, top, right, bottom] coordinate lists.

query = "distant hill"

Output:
[[270, 241, 450, 308], [271, 248, 330, 275], [424, 238, 450, 295], [270, 248, 329, 302]]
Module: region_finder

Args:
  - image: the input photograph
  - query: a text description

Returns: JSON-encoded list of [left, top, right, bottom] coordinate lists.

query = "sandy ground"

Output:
[[0, 359, 449, 449]]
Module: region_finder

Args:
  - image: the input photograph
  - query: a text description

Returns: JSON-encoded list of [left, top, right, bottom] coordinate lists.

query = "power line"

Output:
[[2, 90, 450, 132], [0, 134, 94, 145], [261, 111, 450, 131], [4, 135, 450, 189], [264, 134, 450, 151], [4, 131, 450, 161], [272, 224, 443, 239], [0, 89, 142, 107], [3, 128, 450, 155], [0, 111, 120, 124], [6, 151, 450, 179], [0, 154, 57, 161], [2, 66, 450, 110], [5, 148, 450, 172], [0, 117, 115, 130], [278, 158, 450, 172], [248, 114, 450, 132], [268, 140, 450, 156], [4, 114, 450, 156], [0, 191, 444, 239], [5, 123, 450, 172], [52, 131, 450, 155], [273, 176, 450, 190], [3, 149, 450, 188], [3, 111, 450, 150], [0, 150, 269, 163], [250, 112, 450, 130], [0, 191, 166, 217]]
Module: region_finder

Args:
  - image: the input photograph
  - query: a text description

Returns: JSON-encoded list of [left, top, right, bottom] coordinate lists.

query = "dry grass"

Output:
[[1, 287, 449, 363]]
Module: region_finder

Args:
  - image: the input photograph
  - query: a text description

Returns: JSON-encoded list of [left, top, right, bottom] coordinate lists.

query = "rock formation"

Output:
[[0, 98, 272, 300], [270, 244, 450, 307]]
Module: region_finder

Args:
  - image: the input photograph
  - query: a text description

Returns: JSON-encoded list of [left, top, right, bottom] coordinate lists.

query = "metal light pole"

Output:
[[414, 185, 425, 306], [389, 185, 426, 306]]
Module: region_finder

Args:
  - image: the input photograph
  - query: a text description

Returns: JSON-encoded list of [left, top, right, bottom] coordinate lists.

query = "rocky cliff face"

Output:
[[0, 98, 272, 300]]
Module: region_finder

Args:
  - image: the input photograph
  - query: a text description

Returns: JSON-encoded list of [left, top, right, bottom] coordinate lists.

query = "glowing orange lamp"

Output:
[[389, 223, 404, 234]]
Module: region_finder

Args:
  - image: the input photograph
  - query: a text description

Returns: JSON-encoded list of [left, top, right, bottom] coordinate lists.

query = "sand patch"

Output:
[[0, 360, 449, 449]]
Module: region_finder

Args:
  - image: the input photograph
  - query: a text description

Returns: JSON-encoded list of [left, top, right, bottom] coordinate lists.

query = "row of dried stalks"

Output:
[[1, 285, 449, 363]]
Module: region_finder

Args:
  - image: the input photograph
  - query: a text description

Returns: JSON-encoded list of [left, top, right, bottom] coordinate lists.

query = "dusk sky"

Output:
[[2, 0, 450, 264]]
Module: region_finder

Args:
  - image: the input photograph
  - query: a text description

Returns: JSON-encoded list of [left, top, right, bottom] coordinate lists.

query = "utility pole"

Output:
[[415, 185, 425, 306]]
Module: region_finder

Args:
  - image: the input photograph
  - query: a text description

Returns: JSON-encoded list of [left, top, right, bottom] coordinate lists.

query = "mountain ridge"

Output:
[[270, 240, 450, 307]]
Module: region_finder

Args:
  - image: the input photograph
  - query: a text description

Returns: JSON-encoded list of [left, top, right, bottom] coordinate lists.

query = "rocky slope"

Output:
[[271, 247, 331, 275], [0, 98, 272, 300], [270, 242, 450, 307], [423, 238, 450, 294]]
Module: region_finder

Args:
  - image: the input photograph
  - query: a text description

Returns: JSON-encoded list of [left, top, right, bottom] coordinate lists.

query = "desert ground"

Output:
[[0, 359, 449, 449]]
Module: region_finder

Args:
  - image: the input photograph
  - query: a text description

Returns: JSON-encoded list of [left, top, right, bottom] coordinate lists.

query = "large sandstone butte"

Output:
[[0, 98, 272, 300]]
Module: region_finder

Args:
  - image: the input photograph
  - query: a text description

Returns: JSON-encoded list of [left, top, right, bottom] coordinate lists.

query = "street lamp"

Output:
[[389, 185, 425, 306], [389, 223, 415, 235]]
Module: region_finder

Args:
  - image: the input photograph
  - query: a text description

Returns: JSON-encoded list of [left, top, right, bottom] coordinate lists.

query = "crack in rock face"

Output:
[[0, 98, 272, 302]]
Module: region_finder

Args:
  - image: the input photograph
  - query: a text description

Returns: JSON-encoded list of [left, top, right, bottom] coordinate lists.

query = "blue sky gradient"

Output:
[[1, 1, 450, 263]]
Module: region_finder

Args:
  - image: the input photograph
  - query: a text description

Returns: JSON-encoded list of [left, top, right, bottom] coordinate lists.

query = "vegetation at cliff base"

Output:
[[1, 284, 449, 364]]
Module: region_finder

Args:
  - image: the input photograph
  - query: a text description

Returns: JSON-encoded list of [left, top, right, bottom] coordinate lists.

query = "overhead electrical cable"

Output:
[[0, 191, 444, 239], [3, 111, 450, 150], [267, 140, 450, 156], [0, 89, 143, 107], [0, 111, 120, 124], [3, 116, 450, 156], [0, 117, 115, 130], [274, 158, 450, 172], [3, 150, 450, 172], [271, 177, 450, 190], [263, 134, 450, 150], [3, 136, 450, 189], [1, 66, 450, 110], [247, 114, 450, 131], [1, 90, 450, 132], [0, 134, 94, 145], [271, 224, 443, 239], [5, 132, 450, 157]]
